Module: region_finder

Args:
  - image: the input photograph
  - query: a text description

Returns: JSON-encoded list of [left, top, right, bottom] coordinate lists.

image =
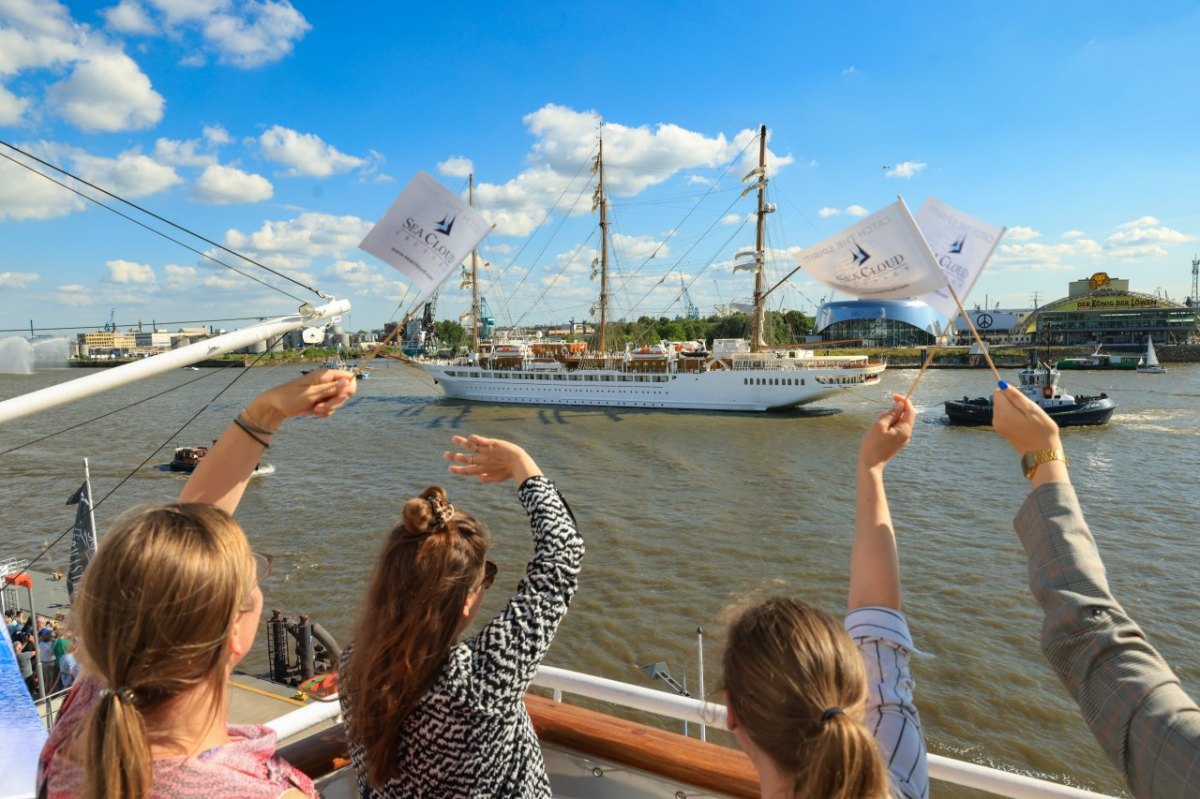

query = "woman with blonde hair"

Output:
[[37, 369, 355, 799], [339, 433, 584, 798], [723, 395, 928, 799]]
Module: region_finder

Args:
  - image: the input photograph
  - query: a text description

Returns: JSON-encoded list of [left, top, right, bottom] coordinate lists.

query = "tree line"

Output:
[[393, 310, 816, 353]]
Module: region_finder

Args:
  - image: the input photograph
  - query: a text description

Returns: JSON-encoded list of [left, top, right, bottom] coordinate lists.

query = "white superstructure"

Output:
[[421, 338, 883, 412]]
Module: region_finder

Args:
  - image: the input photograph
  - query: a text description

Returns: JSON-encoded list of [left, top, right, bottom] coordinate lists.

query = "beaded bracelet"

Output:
[[232, 417, 271, 448]]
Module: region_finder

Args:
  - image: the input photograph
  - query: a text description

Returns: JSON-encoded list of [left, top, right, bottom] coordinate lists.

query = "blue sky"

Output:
[[1, 1, 1198, 335]]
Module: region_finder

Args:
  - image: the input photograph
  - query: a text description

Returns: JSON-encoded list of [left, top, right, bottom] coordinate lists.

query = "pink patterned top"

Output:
[[38, 675, 317, 799]]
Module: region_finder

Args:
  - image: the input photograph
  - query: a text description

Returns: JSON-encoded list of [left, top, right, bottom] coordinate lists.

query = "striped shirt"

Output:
[[1016, 481, 1200, 799], [340, 476, 584, 798], [846, 606, 929, 799]]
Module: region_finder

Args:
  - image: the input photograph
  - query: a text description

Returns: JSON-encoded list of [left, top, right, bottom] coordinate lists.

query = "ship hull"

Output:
[[421, 362, 884, 412], [944, 396, 1117, 427]]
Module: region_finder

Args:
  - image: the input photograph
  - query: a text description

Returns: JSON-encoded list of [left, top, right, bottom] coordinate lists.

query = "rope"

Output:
[[17, 336, 286, 575], [0, 142, 323, 302]]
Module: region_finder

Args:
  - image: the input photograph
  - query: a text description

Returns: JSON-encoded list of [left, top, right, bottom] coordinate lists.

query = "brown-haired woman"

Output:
[[723, 395, 928, 799], [37, 370, 355, 799], [339, 433, 584, 798]]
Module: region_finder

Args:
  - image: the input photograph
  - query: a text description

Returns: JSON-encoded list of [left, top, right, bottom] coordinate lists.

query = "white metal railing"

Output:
[[261, 666, 1115, 799], [529, 666, 1114, 799]]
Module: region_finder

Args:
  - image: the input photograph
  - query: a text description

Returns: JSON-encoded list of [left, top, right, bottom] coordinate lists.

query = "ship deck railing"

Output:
[[269, 665, 1115, 799]]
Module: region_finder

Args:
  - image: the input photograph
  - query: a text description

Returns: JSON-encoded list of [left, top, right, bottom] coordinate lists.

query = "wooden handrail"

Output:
[[526, 694, 759, 798], [274, 696, 759, 798]]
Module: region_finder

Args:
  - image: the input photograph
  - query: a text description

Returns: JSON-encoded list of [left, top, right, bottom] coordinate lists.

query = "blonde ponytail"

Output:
[[722, 597, 889, 799], [73, 503, 253, 799], [83, 690, 151, 799]]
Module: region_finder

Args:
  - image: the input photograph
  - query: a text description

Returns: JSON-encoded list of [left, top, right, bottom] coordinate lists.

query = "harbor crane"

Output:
[[680, 278, 699, 320]]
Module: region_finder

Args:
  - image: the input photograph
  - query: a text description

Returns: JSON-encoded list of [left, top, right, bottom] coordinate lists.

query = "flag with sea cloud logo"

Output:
[[913, 197, 1006, 320], [791, 198, 946, 300], [359, 171, 492, 303]]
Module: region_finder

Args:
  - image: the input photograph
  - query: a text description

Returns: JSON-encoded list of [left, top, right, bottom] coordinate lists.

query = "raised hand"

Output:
[[243, 369, 357, 430], [858, 394, 915, 473], [444, 435, 542, 484], [992, 385, 1062, 455]]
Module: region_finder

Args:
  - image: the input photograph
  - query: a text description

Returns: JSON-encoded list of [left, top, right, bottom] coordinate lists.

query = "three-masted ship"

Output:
[[419, 126, 885, 412]]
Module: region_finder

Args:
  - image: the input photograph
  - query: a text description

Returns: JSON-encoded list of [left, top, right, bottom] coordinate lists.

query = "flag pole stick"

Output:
[[904, 320, 953, 400], [83, 458, 96, 547], [946, 283, 1002, 381]]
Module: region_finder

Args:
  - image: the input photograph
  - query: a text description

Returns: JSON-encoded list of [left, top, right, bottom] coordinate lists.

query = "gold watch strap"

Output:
[[1021, 448, 1068, 479]]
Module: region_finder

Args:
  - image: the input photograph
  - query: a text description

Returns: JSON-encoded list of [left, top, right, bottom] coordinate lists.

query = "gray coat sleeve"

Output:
[[1014, 481, 1200, 799]]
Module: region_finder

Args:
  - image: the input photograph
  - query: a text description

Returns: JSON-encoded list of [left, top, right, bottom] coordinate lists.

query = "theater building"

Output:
[[1021, 272, 1198, 345], [813, 299, 943, 347]]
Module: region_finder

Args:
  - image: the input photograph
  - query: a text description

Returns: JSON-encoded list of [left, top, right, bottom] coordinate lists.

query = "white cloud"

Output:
[[0, 150, 87, 220], [474, 104, 792, 237], [47, 50, 164, 132], [0, 83, 28, 125], [885, 161, 926, 179], [1106, 224, 1193, 247], [1004, 226, 1040, 242], [224, 212, 373, 269], [1061, 229, 1086, 239], [438, 156, 473, 179], [721, 213, 742, 225], [163, 263, 196, 286], [200, 1, 311, 67], [193, 163, 273, 204], [154, 136, 217, 166], [71, 148, 182, 197], [842, 65, 858, 75], [686, 175, 713, 186], [0, 271, 38, 288], [993, 239, 1104, 271], [613, 233, 668, 262], [102, 1, 158, 35], [326, 259, 387, 286], [106, 259, 156, 283], [1116, 216, 1159, 229], [817, 205, 868, 218], [258, 125, 365, 177], [146, 0, 229, 25], [203, 124, 231, 144], [0, 2, 79, 71], [56, 284, 94, 305]]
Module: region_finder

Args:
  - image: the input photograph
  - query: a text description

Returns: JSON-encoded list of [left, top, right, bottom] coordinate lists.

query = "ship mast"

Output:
[[468, 174, 480, 350], [750, 124, 769, 352], [593, 127, 610, 353]]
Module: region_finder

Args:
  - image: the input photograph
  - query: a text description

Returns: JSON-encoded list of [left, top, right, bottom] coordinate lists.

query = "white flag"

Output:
[[913, 197, 1006, 320], [359, 172, 491, 302], [792, 199, 945, 300]]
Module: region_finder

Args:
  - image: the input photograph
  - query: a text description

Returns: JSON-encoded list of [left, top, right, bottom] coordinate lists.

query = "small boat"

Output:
[[944, 365, 1116, 427], [1055, 345, 1139, 370], [169, 445, 274, 476], [302, 358, 369, 379], [1136, 335, 1166, 374]]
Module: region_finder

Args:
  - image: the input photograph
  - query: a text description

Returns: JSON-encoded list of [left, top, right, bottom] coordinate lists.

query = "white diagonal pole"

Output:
[[0, 300, 350, 425]]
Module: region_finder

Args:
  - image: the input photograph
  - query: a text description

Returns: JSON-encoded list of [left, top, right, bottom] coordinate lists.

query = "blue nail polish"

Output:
[[998, 380, 1009, 389]]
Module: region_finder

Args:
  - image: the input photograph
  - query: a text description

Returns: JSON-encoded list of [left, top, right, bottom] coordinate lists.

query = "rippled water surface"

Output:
[[4, 362, 1199, 796]]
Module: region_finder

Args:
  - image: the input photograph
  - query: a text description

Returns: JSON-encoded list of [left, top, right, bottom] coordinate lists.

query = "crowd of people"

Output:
[[6, 609, 78, 698], [18, 368, 1199, 799]]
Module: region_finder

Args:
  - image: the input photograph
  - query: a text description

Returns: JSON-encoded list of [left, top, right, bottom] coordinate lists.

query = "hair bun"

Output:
[[402, 486, 455, 535]]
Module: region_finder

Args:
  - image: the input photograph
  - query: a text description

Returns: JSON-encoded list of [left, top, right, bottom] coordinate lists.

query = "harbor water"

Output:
[[4, 362, 1198, 797]]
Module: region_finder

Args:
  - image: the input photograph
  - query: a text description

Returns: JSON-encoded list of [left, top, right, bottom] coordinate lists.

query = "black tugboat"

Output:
[[944, 365, 1116, 427]]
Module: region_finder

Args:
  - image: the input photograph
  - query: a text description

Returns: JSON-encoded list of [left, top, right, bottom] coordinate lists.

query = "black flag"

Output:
[[65, 480, 96, 602]]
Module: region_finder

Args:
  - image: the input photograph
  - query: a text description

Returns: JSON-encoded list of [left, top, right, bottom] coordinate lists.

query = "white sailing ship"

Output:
[[1136, 335, 1166, 374], [419, 127, 885, 411]]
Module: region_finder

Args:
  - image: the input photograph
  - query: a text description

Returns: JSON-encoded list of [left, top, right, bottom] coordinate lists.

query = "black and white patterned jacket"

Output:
[[341, 476, 584, 798]]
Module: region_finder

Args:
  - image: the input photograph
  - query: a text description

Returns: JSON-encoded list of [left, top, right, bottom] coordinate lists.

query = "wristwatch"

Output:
[[1021, 449, 1068, 479]]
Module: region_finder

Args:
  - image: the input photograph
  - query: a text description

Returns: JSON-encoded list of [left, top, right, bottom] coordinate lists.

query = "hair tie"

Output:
[[99, 686, 138, 707], [819, 706, 844, 724], [426, 496, 455, 532]]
